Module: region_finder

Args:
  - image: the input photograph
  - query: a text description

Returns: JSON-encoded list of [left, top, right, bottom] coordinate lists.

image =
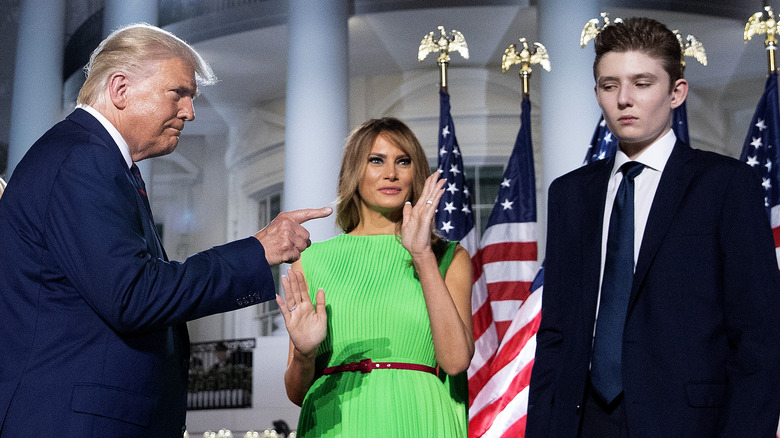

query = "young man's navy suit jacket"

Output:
[[527, 140, 780, 437]]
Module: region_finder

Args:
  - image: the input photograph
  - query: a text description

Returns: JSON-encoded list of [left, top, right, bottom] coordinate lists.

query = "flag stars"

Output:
[[464, 186, 470, 197], [766, 159, 773, 171], [762, 177, 772, 190], [756, 118, 767, 131], [443, 202, 456, 213], [501, 178, 511, 188], [442, 126, 450, 138], [603, 132, 614, 144], [453, 147, 461, 157], [439, 146, 448, 157], [501, 199, 514, 210], [461, 204, 471, 214], [440, 221, 454, 233], [449, 165, 461, 176], [747, 155, 760, 167], [446, 183, 459, 195], [751, 137, 763, 149]]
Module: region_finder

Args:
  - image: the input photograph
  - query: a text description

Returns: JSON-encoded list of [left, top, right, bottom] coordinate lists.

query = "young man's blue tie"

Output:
[[590, 161, 645, 404]]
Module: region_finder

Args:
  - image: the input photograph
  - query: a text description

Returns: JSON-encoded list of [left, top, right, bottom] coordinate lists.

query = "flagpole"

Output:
[[417, 25, 470, 91], [418, 28, 477, 435], [439, 56, 449, 92], [745, 5, 779, 74], [468, 35, 548, 438], [501, 38, 551, 99]]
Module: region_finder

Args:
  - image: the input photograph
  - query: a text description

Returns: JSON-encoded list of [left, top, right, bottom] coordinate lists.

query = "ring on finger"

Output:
[[426, 200, 433, 205], [289, 305, 297, 311]]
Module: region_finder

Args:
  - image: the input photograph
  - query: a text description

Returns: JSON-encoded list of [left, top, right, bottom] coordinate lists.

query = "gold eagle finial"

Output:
[[418, 25, 469, 63], [502, 38, 551, 73], [502, 38, 551, 98], [745, 6, 777, 43], [580, 12, 623, 48], [674, 31, 708, 69]]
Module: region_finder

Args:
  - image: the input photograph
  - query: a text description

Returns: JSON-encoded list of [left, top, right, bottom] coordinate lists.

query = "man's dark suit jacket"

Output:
[[0, 109, 275, 436], [526, 140, 780, 437]]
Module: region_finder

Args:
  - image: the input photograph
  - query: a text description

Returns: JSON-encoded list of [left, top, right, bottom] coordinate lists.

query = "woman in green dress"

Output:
[[277, 117, 474, 436]]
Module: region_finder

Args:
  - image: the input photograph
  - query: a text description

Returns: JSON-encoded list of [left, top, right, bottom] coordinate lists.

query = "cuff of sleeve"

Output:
[[212, 237, 276, 307]]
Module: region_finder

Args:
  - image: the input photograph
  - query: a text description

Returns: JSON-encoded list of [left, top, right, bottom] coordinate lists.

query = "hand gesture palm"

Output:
[[401, 172, 447, 258], [276, 269, 327, 357]]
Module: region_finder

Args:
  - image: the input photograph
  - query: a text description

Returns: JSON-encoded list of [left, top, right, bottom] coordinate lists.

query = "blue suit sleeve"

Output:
[[44, 139, 275, 334]]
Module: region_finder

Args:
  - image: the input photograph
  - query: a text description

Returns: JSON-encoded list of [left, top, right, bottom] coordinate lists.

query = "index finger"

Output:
[[287, 207, 333, 224]]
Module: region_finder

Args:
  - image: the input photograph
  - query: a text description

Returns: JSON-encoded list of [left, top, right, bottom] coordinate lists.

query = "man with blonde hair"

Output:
[[0, 23, 330, 436]]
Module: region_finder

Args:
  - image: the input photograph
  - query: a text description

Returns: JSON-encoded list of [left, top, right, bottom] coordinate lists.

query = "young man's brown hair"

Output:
[[593, 17, 683, 89]]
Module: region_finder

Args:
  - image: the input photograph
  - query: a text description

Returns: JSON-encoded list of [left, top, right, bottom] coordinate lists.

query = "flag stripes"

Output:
[[469, 271, 543, 437], [468, 97, 540, 437]]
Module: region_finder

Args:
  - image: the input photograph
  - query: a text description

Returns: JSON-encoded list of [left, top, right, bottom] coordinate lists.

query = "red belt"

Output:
[[322, 358, 437, 375]]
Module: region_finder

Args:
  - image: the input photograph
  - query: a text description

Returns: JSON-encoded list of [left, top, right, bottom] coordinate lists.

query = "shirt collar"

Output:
[[76, 104, 133, 169], [612, 128, 676, 177]]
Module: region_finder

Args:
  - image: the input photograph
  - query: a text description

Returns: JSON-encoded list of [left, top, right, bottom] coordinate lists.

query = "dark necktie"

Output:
[[130, 163, 165, 258], [130, 163, 153, 215], [590, 161, 645, 404], [130, 163, 147, 198], [130, 164, 176, 358]]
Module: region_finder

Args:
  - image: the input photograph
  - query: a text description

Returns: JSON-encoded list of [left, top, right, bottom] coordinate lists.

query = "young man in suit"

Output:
[[0, 24, 330, 436], [526, 17, 780, 437]]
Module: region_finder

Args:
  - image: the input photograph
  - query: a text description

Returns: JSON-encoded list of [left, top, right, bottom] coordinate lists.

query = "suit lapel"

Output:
[[68, 109, 167, 260], [629, 140, 695, 307], [68, 109, 124, 166]]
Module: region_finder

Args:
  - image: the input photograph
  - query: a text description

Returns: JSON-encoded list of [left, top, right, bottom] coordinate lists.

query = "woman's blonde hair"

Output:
[[336, 118, 448, 259], [336, 118, 427, 231], [77, 23, 217, 107]]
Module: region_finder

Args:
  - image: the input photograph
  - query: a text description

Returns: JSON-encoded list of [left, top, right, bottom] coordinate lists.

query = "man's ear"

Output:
[[107, 72, 130, 110], [670, 78, 688, 110]]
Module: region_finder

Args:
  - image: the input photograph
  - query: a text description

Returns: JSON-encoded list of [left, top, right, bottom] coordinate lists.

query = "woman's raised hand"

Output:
[[401, 172, 446, 259], [276, 269, 327, 358]]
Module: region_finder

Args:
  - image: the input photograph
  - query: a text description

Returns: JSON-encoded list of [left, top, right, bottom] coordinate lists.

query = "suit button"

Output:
[[576, 404, 581, 414]]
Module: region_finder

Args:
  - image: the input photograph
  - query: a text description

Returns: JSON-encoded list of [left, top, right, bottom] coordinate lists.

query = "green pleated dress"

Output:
[[296, 234, 465, 437]]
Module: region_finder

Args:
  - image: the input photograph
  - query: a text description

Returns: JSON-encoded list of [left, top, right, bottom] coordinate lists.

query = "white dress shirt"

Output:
[[76, 104, 133, 169], [594, 128, 677, 327]]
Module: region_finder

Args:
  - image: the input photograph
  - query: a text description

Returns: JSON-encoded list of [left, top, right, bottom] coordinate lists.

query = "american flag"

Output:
[[673, 100, 690, 145], [584, 103, 690, 164], [467, 96, 541, 437], [740, 72, 780, 257], [436, 89, 477, 255], [435, 89, 477, 430], [584, 116, 617, 164], [737, 71, 780, 438]]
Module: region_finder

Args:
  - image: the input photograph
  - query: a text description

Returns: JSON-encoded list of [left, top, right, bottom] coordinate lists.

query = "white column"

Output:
[[538, 0, 600, 256], [103, 0, 158, 183], [104, 0, 158, 35], [7, 0, 65, 176], [284, 0, 348, 242]]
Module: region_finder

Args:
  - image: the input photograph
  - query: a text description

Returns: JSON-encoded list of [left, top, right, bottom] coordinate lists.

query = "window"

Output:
[[466, 165, 505, 237]]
